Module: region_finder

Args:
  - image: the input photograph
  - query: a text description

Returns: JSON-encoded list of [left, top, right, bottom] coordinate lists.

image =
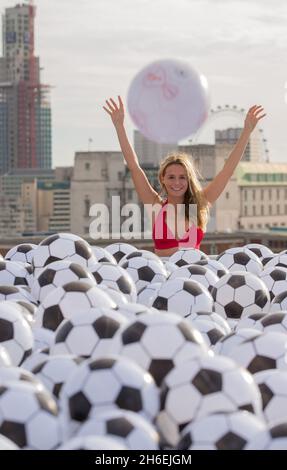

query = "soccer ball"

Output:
[[178, 411, 266, 450], [51, 308, 127, 358], [137, 282, 162, 307], [152, 278, 213, 317], [0, 260, 29, 286], [119, 249, 165, 268], [90, 246, 117, 264], [31, 355, 84, 398], [260, 267, 287, 301], [157, 354, 263, 447], [270, 291, 287, 313], [217, 247, 263, 275], [34, 281, 116, 331], [58, 435, 127, 450], [115, 312, 210, 386], [169, 264, 219, 292], [227, 331, 287, 374], [264, 253, 287, 270], [105, 243, 138, 263], [0, 285, 34, 303], [246, 422, 287, 450], [252, 312, 287, 334], [194, 258, 229, 278], [0, 345, 12, 366], [188, 318, 225, 347], [121, 258, 167, 293], [188, 311, 231, 335], [0, 381, 62, 449], [77, 409, 160, 450], [211, 271, 270, 320], [255, 369, 287, 425], [0, 302, 33, 366], [1, 300, 35, 327], [116, 303, 156, 321], [169, 248, 208, 267], [5, 243, 37, 264], [97, 284, 129, 306], [88, 262, 137, 302], [235, 313, 267, 331], [0, 435, 19, 450], [213, 328, 262, 357], [31, 260, 95, 303], [244, 244, 273, 260], [60, 356, 159, 437], [32, 233, 96, 275]]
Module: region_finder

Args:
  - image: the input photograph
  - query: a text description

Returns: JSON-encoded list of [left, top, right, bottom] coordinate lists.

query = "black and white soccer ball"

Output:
[[178, 411, 266, 450], [51, 308, 127, 358], [105, 243, 138, 263], [32, 233, 96, 275], [0, 434, 19, 450], [115, 312, 209, 387], [0, 286, 36, 305], [217, 247, 263, 275], [31, 260, 95, 303], [34, 281, 116, 332], [0, 344, 12, 366], [0, 302, 33, 366], [169, 248, 208, 267], [119, 249, 165, 268], [214, 328, 262, 356], [0, 365, 44, 391], [187, 318, 226, 347], [1, 299, 35, 327], [244, 244, 273, 261], [188, 311, 231, 335], [88, 262, 137, 302], [0, 261, 29, 286], [60, 356, 160, 437], [169, 264, 219, 292], [90, 246, 117, 264], [194, 258, 229, 278], [157, 355, 263, 447], [137, 282, 162, 307], [211, 271, 270, 320], [246, 422, 287, 450], [259, 267, 287, 301], [255, 369, 287, 425], [152, 278, 214, 317], [121, 258, 167, 293], [77, 409, 160, 450], [5, 244, 38, 264], [58, 435, 127, 450], [251, 312, 287, 334], [270, 291, 287, 313], [264, 253, 287, 270], [227, 331, 287, 374], [31, 355, 84, 398], [0, 382, 62, 449], [235, 313, 267, 331]]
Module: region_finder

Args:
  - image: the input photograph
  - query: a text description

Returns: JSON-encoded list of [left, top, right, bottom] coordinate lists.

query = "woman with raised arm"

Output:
[[103, 97, 266, 257]]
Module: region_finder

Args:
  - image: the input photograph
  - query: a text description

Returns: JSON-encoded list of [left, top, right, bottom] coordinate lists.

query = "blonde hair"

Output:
[[158, 152, 210, 230]]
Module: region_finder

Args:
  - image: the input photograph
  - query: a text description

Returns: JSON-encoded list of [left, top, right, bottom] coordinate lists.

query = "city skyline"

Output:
[[1, 0, 286, 168]]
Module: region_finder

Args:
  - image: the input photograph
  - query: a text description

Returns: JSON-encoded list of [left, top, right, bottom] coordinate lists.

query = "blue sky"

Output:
[[1, 0, 287, 167]]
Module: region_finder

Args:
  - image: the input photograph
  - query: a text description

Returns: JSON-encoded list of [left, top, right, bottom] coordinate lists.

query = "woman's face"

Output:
[[162, 164, 188, 199]]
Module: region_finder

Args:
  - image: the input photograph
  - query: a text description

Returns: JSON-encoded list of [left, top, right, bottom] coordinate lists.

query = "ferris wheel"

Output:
[[189, 104, 270, 163]]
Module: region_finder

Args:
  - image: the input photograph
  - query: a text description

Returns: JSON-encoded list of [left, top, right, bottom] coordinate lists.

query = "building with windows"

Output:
[[0, 2, 52, 173]]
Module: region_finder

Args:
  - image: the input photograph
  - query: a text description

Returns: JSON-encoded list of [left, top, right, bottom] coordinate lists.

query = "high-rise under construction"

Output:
[[0, 1, 52, 174]]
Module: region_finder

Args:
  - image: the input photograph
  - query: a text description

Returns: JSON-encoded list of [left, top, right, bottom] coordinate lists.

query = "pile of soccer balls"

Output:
[[0, 235, 287, 450]]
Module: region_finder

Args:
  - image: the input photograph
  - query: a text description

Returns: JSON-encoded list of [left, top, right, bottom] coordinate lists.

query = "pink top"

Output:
[[152, 200, 205, 250]]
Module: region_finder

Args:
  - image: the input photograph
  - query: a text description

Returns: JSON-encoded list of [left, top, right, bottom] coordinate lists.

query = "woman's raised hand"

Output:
[[244, 105, 266, 133], [103, 96, 124, 127]]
